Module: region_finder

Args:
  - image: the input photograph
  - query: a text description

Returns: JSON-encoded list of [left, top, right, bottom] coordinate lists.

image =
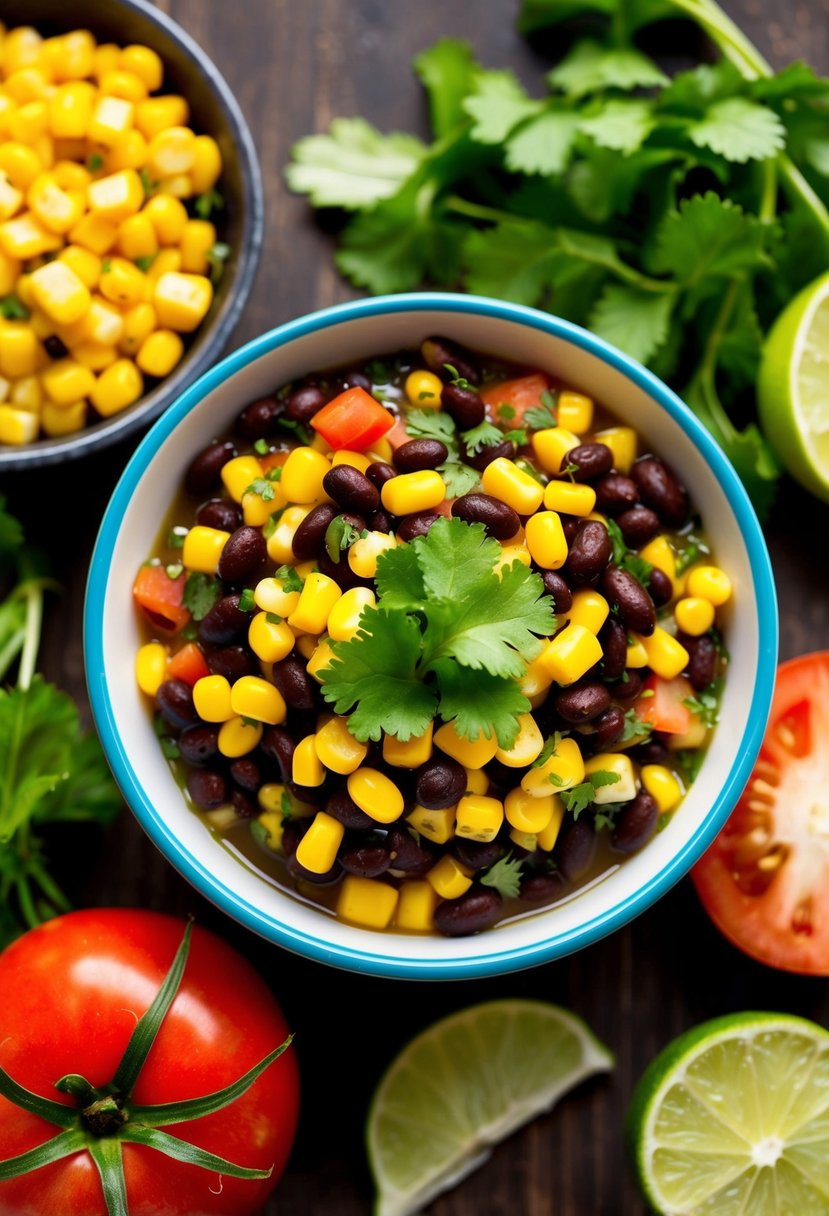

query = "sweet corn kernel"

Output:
[[136, 329, 183, 378], [641, 764, 683, 813], [220, 454, 262, 503], [557, 391, 594, 433], [256, 810, 283, 851], [72, 342, 116, 371], [1, 28, 43, 76], [0, 324, 41, 378], [48, 81, 95, 139], [524, 510, 568, 570], [494, 714, 544, 768], [27, 173, 84, 234], [242, 480, 287, 527], [492, 543, 532, 574], [153, 270, 212, 332], [142, 193, 188, 245], [53, 30, 95, 81], [135, 641, 167, 696], [537, 796, 566, 851], [136, 95, 189, 140], [217, 716, 262, 758], [40, 357, 94, 405], [675, 596, 715, 637], [315, 717, 368, 775], [640, 537, 676, 586], [638, 627, 690, 681], [103, 128, 148, 173], [181, 525, 229, 575], [254, 575, 301, 618], [427, 855, 472, 900], [256, 783, 287, 816], [280, 445, 331, 504], [88, 95, 134, 146], [190, 135, 222, 194], [0, 178, 23, 223], [68, 212, 117, 255], [93, 44, 123, 82], [120, 45, 164, 92], [87, 168, 143, 222], [382, 723, 434, 769], [4, 68, 49, 106], [625, 637, 648, 668], [230, 675, 286, 725], [83, 297, 124, 346], [248, 613, 294, 664], [686, 565, 732, 606], [41, 399, 86, 435], [0, 212, 62, 259], [293, 735, 325, 786], [266, 505, 312, 565], [327, 586, 376, 642], [192, 674, 233, 723], [337, 875, 398, 930], [8, 100, 48, 144], [0, 143, 42, 190], [543, 479, 596, 516], [404, 369, 442, 407], [0, 404, 38, 444], [539, 623, 603, 685], [347, 767, 404, 824], [381, 469, 447, 515], [584, 752, 637, 802], [521, 736, 584, 797], [406, 804, 455, 844], [434, 720, 499, 768], [331, 448, 372, 474], [481, 457, 544, 514], [367, 437, 393, 464], [115, 301, 154, 355], [29, 260, 90, 324], [90, 358, 143, 416], [464, 768, 490, 795], [520, 657, 554, 698], [594, 426, 637, 474], [58, 245, 101, 289], [147, 125, 195, 178], [179, 218, 215, 274], [394, 881, 438, 931], [99, 256, 145, 306], [295, 811, 344, 875], [454, 793, 504, 842], [99, 68, 148, 103], [52, 160, 90, 192], [288, 572, 342, 635], [11, 375, 41, 412], [567, 589, 610, 635], [306, 638, 335, 682], [509, 829, 538, 852], [504, 787, 555, 834], [348, 531, 397, 578], [531, 427, 580, 474]]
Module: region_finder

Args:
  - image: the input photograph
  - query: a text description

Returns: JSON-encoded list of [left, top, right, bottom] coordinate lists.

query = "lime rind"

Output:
[[627, 1012, 829, 1215], [368, 999, 614, 1216]]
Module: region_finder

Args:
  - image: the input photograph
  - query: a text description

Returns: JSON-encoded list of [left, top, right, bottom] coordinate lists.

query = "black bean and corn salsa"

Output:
[[133, 337, 732, 937]]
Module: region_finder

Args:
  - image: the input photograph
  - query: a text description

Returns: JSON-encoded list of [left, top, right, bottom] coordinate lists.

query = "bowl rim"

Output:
[[85, 291, 778, 979], [0, 0, 265, 471]]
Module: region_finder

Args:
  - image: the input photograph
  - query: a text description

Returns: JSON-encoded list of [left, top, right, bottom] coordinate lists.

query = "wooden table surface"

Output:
[[6, 1, 829, 1212]]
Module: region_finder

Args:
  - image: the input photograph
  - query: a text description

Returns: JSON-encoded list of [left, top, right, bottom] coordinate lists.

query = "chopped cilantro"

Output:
[[503, 426, 528, 446], [195, 188, 224, 219], [206, 241, 231, 284], [262, 509, 285, 539], [245, 477, 277, 502], [87, 152, 104, 172], [266, 466, 283, 481], [620, 708, 654, 744], [165, 563, 183, 580], [0, 294, 29, 320], [497, 403, 516, 420], [561, 770, 620, 818], [254, 438, 270, 455], [134, 254, 155, 272], [532, 731, 562, 768], [280, 790, 293, 817], [406, 408, 457, 444], [182, 572, 221, 620], [166, 527, 186, 550], [249, 819, 269, 848], [593, 804, 625, 832], [275, 564, 304, 593], [683, 677, 723, 727], [238, 588, 256, 613], [438, 460, 480, 497], [461, 420, 503, 454], [606, 518, 653, 586], [710, 626, 730, 660], [480, 852, 524, 899], [674, 748, 706, 784], [139, 168, 158, 197], [101, 259, 112, 275], [325, 516, 361, 562], [525, 391, 558, 430], [275, 416, 312, 445], [443, 363, 473, 389]]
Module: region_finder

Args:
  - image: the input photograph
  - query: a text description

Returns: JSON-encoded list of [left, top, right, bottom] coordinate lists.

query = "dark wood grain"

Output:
[[4, 2, 829, 1213]]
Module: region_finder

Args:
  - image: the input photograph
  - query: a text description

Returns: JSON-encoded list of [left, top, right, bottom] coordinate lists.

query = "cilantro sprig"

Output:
[[683, 677, 724, 727], [606, 519, 654, 587], [320, 518, 555, 745], [480, 853, 525, 899], [561, 770, 620, 818]]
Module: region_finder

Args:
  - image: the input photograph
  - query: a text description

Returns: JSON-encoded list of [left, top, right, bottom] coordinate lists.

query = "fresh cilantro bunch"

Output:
[[320, 517, 555, 746], [286, 0, 829, 515]]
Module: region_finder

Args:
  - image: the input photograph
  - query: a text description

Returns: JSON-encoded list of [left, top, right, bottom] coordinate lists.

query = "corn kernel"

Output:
[[105, 129, 148, 173], [520, 657, 554, 698], [69, 212, 117, 255], [247, 612, 294, 664], [0, 178, 23, 223], [394, 881, 438, 931], [117, 301, 155, 355], [93, 44, 123, 82], [505, 787, 556, 834], [280, 445, 331, 503], [0, 143, 42, 191], [181, 525, 229, 575], [315, 717, 368, 775], [230, 675, 286, 725], [7, 99, 47, 144], [41, 399, 86, 435], [674, 596, 715, 637], [537, 796, 566, 851], [464, 768, 489, 795], [293, 735, 325, 786], [48, 81, 95, 139], [134, 641, 167, 696], [220, 454, 262, 503], [190, 135, 222, 194], [97, 68, 147, 103], [153, 271, 212, 332], [427, 855, 472, 900], [494, 714, 543, 769], [406, 804, 455, 844], [0, 404, 38, 444], [510, 829, 538, 852], [402, 368, 441, 407], [348, 531, 397, 578], [686, 565, 732, 606], [337, 875, 398, 930], [147, 126, 195, 180], [539, 623, 603, 685], [638, 627, 690, 681], [639, 535, 677, 585], [0, 212, 61, 259], [27, 171, 84, 235], [266, 505, 312, 565], [83, 297, 124, 346], [327, 586, 376, 642], [10, 376, 41, 412], [434, 720, 498, 768], [29, 260, 90, 324], [256, 811, 284, 851], [347, 767, 404, 824], [481, 456, 544, 514], [73, 342, 116, 371], [594, 426, 637, 474], [53, 30, 95, 81], [90, 358, 143, 416], [100, 256, 146, 306], [493, 543, 532, 574], [0, 324, 41, 379], [38, 357, 91, 405], [567, 589, 610, 635], [295, 811, 344, 875], [542, 479, 596, 517], [136, 329, 183, 378], [331, 448, 372, 474], [531, 427, 580, 474], [1, 28, 43, 75], [256, 783, 287, 816], [192, 674, 234, 723], [382, 470, 447, 516], [524, 510, 568, 570], [367, 437, 393, 464], [306, 638, 335, 683], [254, 575, 301, 618], [521, 736, 584, 797], [119, 45, 164, 92], [88, 96, 134, 147], [242, 480, 287, 527], [288, 572, 342, 635], [557, 391, 594, 433], [625, 637, 648, 668], [455, 794, 504, 843], [142, 194, 188, 245], [88, 169, 143, 222], [136, 96, 189, 141], [58, 245, 101, 289], [383, 723, 434, 769], [179, 218, 215, 274], [641, 764, 683, 813], [584, 752, 637, 802], [217, 716, 262, 758]]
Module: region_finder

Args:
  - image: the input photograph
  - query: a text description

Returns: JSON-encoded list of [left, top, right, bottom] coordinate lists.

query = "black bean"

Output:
[[339, 840, 391, 878], [185, 440, 236, 498], [616, 506, 660, 548], [554, 682, 610, 724], [397, 511, 440, 542], [340, 369, 371, 392], [452, 492, 520, 540], [259, 727, 295, 783], [206, 644, 256, 682], [435, 887, 502, 937], [284, 384, 326, 423], [44, 334, 69, 359], [566, 442, 613, 482], [287, 778, 329, 805], [394, 438, 449, 472], [632, 457, 690, 528], [633, 739, 670, 766], [520, 871, 566, 902], [237, 395, 278, 440], [414, 757, 467, 809], [592, 705, 626, 749], [273, 655, 317, 710], [555, 817, 596, 882], [421, 337, 481, 385], [541, 570, 573, 614], [156, 679, 196, 729], [287, 854, 343, 885], [566, 520, 611, 585], [217, 526, 266, 584], [326, 787, 375, 830], [178, 723, 220, 765], [322, 465, 380, 515], [465, 438, 516, 471], [611, 791, 659, 853], [186, 767, 227, 809], [451, 838, 505, 872], [316, 548, 364, 590], [292, 504, 338, 561], [196, 498, 242, 532], [366, 461, 396, 489], [281, 819, 309, 857], [231, 788, 258, 819], [561, 518, 580, 545], [368, 509, 392, 534], [602, 565, 656, 636], [595, 474, 639, 515], [230, 757, 261, 791], [649, 568, 673, 607], [609, 670, 643, 700], [686, 633, 716, 691], [599, 616, 627, 680], [386, 826, 436, 875], [441, 383, 484, 428]]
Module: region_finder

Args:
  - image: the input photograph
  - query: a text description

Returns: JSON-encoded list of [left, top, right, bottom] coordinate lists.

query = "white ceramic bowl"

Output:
[[85, 294, 778, 979]]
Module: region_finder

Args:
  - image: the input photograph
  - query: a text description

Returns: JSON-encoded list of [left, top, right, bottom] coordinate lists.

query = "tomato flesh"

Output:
[[692, 651, 829, 975], [635, 674, 694, 735], [311, 386, 394, 451], [167, 641, 210, 686], [133, 565, 190, 634], [480, 373, 550, 420]]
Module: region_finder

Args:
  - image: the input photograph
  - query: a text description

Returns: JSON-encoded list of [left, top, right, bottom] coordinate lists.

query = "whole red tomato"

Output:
[[0, 909, 299, 1216]]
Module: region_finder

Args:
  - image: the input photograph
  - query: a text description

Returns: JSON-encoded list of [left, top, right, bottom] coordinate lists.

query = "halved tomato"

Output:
[[692, 651, 829, 975]]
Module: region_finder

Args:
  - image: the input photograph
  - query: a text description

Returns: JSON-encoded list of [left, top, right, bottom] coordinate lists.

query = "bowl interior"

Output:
[[0, 0, 262, 468], [87, 298, 777, 978]]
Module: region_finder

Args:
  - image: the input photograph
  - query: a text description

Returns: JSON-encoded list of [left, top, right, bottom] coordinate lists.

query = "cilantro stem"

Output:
[[17, 580, 43, 693]]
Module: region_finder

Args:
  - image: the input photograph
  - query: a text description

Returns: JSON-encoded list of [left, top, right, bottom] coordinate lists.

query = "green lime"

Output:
[[367, 999, 613, 1216], [627, 1011, 829, 1215], [758, 270, 829, 502]]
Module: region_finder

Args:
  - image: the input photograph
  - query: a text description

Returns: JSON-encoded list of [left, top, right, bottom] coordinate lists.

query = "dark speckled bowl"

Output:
[[0, 0, 263, 470]]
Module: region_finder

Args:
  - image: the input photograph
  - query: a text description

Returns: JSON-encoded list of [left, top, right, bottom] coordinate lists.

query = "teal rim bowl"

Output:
[[84, 293, 778, 979]]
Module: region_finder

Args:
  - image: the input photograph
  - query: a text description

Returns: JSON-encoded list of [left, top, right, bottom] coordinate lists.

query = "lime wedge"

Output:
[[627, 1012, 829, 1215], [758, 270, 829, 502], [367, 999, 613, 1216]]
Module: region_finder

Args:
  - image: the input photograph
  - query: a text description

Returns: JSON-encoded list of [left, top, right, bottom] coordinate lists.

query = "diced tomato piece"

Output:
[[385, 417, 411, 451], [635, 674, 694, 735], [311, 387, 395, 451], [481, 373, 550, 422], [260, 450, 289, 474], [167, 641, 210, 686], [133, 564, 190, 634]]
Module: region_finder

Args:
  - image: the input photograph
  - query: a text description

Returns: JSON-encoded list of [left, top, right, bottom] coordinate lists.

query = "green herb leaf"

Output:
[[438, 461, 480, 497], [206, 241, 231, 284], [463, 71, 540, 144], [194, 188, 223, 219], [652, 193, 769, 281], [524, 392, 559, 431], [182, 573, 221, 621], [461, 420, 502, 453], [579, 99, 654, 155], [506, 109, 581, 175], [480, 852, 524, 899], [134, 255, 155, 273], [245, 477, 277, 502], [275, 564, 304, 593], [414, 38, 479, 139], [561, 770, 620, 818], [254, 438, 269, 455], [589, 284, 675, 366], [285, 117, 426, 210], [619, 708, 653, 744], [0, 295, 29, 320], [166, 527, 186, 550], [405, 408, 457, 444], [433, 660, 530, 747], [688, 98, 786, 163], [238, 588, 256, 613], [683, 678, 723, 727], [547, 40, 668, 98], [87, 152, 104, 172], [532, 731, 562, 768]]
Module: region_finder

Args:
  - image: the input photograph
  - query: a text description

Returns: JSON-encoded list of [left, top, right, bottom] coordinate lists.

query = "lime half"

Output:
[[367, 999, 613, 1216], [758, 270, 829, 502], [627, 1012, 829, 1215]]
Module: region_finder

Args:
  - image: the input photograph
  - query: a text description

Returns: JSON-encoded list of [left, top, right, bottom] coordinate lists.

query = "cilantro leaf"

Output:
[[480, 852, 524, 899], [285, 118, 426, 211], [561, 771, 620, 818], [688, 98, 786, 163], [373, 542, 426, 610], [245, 477, 277, 502], [414, 39, 480, 139], [547, 41, 668, 98], [206, 241, 231, 284], [433, 660, 530, 747], [182, 573, 221, 621], [0, 295, 29, 320], [579, 99, 654, 155], [589, 285, 675, 365], [652, 193, 769, 281], [463, 220, 557, 306], [619, 708, 653, 744], [506, 109, 580, 175], [463, 71, 540, 143], [525, 393, 559, 430], [275, 564, 305, 593], [0, 495, 24, 555], [405, 408, 457, 445], [683, 677, 723, 727], [518, 0, 677, 32], [461, 420, 503, 453], [533, 731, 562, 768], [414, 517, 500, 602], [438, 461, 480, 497]]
